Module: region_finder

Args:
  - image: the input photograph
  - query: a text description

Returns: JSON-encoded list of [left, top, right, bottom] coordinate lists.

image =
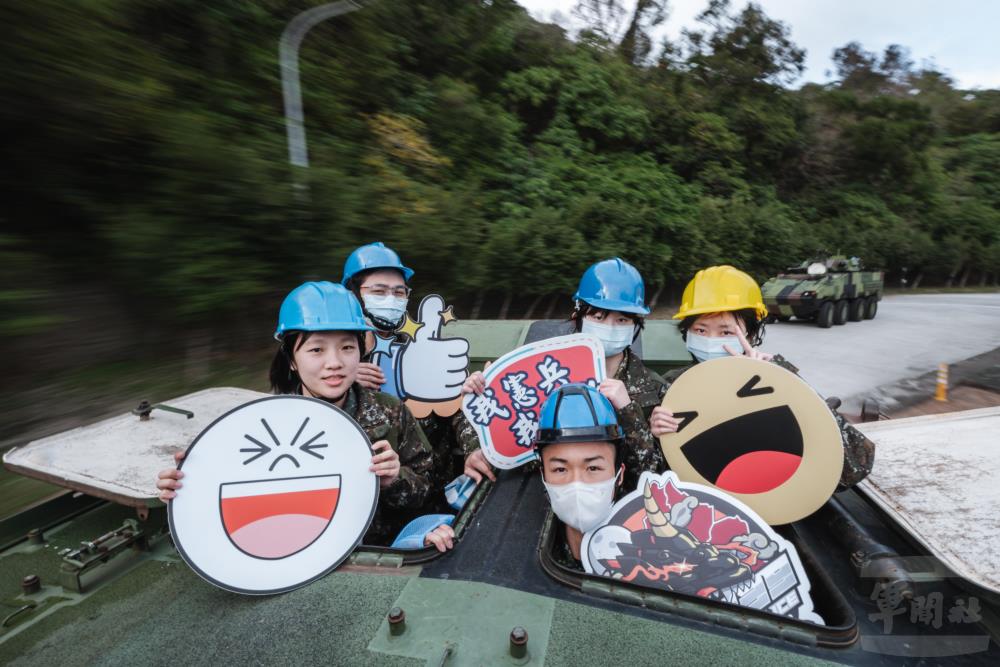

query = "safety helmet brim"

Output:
[[575, 295, 651, 316], [535, 424, 624, 447], [344, 265, 414, 284], [671, 303, 768, 320], [273, 321, 375, 341]]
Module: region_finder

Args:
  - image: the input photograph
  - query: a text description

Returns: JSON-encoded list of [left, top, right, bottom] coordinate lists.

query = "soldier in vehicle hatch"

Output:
[[156, 281, 456, 551], [460, 258, 669, 491], [533, 383, 626, 570], [341, 242, 475, 522], [648, 265, 874, 488]]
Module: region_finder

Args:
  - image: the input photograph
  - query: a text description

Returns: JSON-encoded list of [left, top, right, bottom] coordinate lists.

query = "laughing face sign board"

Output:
[[462, 334, 604, 469], [582, 471, 823, 625], [168, 396, 377, 594], [659, 356, 843, 526]]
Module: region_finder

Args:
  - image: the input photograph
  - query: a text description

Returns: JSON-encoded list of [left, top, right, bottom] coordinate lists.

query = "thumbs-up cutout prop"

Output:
[[398, 295, 470, 404]]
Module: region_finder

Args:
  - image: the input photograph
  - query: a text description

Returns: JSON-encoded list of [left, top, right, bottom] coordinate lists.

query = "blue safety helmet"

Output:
[[274, 281, 375, 340], [573, 258, 650, 316], [341, 242, 414, 286], [534, 384, 623, 448]]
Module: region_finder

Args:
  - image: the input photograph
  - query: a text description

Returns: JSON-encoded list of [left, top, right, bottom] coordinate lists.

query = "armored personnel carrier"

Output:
[[761, 257, 884, 328], [2, 321, 998, 665]]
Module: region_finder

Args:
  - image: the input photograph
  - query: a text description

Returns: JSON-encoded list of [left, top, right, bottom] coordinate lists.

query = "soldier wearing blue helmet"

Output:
[[342, 243, 476, 537], [342, 242, 414, 334], [461, 258, 668, 491], [567, 258, 668, 490], [534, 383, 625, 570], [158, 282, 455, 551]]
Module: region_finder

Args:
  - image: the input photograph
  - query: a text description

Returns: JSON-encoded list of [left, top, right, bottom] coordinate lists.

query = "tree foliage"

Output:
[[1, 0, 997, 339]]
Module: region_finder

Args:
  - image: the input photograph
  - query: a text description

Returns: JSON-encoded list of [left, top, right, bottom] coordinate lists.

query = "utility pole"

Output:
[[280, 1, 367, 168]]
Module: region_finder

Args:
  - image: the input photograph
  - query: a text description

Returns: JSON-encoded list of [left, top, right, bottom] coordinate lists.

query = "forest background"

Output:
[[1, 0, 998, 440]]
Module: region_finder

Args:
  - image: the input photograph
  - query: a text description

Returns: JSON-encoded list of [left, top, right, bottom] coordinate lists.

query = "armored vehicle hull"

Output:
[[3, 323, 1000, 664], [761, 258, 884, 328]]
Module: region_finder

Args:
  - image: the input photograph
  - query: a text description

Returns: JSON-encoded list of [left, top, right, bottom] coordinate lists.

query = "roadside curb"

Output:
[[846, 345, 1000, 415]]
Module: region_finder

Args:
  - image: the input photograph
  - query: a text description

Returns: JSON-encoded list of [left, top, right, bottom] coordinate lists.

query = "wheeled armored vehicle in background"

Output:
[[2, 320, 998, 665], [761, 257, 884, 328]]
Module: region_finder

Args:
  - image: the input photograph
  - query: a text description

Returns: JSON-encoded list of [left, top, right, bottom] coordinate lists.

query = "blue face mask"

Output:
[[685, 332, 741, 362], [581, 319, 635, 356], [363, 294, 408, 328]]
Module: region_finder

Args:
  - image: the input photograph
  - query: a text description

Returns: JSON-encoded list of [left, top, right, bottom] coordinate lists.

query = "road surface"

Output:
[[758, 293, 1000, 412]]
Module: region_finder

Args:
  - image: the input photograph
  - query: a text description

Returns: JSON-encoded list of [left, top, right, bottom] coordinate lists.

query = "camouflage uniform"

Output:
[[340, 384, 435, 545], [552, 532, 584, 572], [661, 355, 875, 489], [457, 347, 668, 490], [363, 332, 466, 515], [612, 347, 669, 491], [411, 412, 467, 514]]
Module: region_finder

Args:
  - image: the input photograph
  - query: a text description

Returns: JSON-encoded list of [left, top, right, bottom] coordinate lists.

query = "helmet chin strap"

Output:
[[366, 310, 403, 332]]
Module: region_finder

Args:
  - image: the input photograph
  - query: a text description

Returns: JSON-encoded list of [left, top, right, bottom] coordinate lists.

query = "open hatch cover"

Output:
[[855, 406, 1000, 600], [3, 387, 268, 507]]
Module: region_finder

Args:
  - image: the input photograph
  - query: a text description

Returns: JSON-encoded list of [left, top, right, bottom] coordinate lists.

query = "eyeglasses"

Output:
[[360, 284, 411, 298]]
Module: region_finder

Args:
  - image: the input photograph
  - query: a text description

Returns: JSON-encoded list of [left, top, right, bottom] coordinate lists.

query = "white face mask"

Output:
[[581, 319, 635, 357], [362, 294, 408, 328], [543, 477, 617, 533], [686, 332, 741, 362]]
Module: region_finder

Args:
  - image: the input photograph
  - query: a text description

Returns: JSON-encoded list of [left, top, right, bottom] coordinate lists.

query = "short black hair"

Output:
[[268, 331, 367, 394], [677, 308, 765, 347]]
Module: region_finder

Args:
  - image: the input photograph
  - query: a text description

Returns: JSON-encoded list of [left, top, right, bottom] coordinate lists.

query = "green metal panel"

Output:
[[368, 577, 555, 665], [444, 320, 530, 371], [446, 319, 690, 375], [639, 319, 690, 373]]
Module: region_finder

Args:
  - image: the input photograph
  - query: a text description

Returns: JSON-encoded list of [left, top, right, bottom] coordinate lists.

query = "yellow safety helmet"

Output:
[[673, 265, 768, 321]]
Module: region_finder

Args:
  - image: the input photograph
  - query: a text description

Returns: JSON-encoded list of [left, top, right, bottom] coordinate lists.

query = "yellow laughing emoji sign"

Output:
[[659, 356, 842, 525]]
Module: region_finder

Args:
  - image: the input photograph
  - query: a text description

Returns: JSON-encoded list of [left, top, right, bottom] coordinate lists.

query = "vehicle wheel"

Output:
[[777, 315, 791, 322], [848, 298, 865, 322], [864, 296, 878, 320], [833, 299, 848, 325], [817, 302, 834, 328]]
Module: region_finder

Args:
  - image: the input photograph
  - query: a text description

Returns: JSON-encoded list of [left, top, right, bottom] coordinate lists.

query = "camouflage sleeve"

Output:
[[769, 354, 800, 374], [381, 404, 434, 509], [615, 399, 666, 490], [835, 412, 876, 488], [770, 355, 874, 488], [452, 410, 481, 457]]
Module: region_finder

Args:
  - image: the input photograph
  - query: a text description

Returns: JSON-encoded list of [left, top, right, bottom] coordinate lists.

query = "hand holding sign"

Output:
[[399, 295, 470, 402], [462, 334, 605, 469], [167, 396, 378, 595]]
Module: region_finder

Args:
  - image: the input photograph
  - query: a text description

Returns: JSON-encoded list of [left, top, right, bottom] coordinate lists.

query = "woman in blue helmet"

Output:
[[157, 281, 456, 551], [533, 383, 625, 570], [463, 258, 668, 491]]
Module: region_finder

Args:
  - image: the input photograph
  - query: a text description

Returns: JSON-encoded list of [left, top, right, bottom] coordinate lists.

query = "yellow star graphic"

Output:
[[396, 312, 424, 339], [439, 305, 457, 325]]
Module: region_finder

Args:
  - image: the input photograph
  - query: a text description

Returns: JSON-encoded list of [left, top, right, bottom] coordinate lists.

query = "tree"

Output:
[[573, 0, 668, 64]]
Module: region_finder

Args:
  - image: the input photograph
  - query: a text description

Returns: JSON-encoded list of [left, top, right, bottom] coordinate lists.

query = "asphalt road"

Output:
[[758, 292, 1000, 413]]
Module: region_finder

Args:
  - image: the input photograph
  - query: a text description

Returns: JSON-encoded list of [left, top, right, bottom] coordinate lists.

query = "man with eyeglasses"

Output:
[[342, 242, 479, 517], [342, 242, 415, 396]]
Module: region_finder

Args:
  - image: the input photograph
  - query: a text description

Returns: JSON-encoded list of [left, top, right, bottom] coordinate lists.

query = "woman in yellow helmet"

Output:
[[650, 266, 874, 488], [650, 266, 787, 434]]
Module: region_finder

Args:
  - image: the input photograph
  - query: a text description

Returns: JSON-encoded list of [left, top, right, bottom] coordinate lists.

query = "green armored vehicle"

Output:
[[3, 321, 1000, 666], [761, 257, 884, 328]]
